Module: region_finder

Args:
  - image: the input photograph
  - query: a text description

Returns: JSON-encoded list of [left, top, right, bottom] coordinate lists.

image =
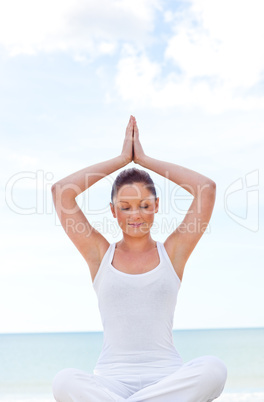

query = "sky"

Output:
[[0, 0, 263, 334]]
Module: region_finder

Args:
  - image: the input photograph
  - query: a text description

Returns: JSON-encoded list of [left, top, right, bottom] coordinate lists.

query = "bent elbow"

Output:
[[201, 180, 216, 199], [51, 183, 57, 193], [209, 180, 216, 191], [201, 180, 216, 193]]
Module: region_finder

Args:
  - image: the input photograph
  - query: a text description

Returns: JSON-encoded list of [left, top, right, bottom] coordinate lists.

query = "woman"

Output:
[[51, 116, 227, 401]]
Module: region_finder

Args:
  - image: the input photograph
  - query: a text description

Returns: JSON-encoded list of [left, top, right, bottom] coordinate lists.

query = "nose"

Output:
[[131, 208, 141, 218], [126, 207, 142, 220]]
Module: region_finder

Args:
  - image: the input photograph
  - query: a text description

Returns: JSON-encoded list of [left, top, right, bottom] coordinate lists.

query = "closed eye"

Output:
[[120, 206, 149, 211]]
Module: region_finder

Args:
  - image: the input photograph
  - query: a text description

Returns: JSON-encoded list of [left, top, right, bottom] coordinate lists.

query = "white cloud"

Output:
[[2, 0, 263, 112], [166, 0, 264, 89], [0, 0, 160, 58], [115, 47, 264, 113], [115, 45, 161, 104], [115, 0, 264, 113]]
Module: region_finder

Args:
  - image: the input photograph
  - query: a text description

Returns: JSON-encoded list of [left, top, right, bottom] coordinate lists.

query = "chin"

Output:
[[125, 227, 151, 237]]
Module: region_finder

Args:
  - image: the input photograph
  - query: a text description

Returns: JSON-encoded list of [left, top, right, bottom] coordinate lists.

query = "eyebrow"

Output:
[[116, 198, 153, 204]]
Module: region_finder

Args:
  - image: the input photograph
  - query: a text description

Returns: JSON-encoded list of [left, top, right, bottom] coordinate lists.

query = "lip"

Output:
[[128, 223, 143, 227]]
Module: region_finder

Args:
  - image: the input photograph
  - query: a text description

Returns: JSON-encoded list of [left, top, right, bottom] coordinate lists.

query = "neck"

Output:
[[117, 233, 156, 252]]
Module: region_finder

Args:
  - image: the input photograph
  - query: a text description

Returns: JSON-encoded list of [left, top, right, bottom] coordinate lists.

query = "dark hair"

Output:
[[111, 168, 157, 204]]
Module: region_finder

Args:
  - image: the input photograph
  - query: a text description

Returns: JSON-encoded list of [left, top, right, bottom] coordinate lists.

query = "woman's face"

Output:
[[110, 182, 159, 237]]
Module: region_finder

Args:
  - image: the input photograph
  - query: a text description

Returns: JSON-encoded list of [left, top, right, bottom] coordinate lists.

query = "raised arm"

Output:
[[132, 117, 216, 281], [51, 116, 134, 281]]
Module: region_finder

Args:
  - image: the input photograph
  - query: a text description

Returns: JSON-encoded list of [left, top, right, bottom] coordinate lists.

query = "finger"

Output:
[[129, 120, 133, 133], [133, 120, 139, 136], [132, 133, 134, 160], [126, 118, 133, 136]]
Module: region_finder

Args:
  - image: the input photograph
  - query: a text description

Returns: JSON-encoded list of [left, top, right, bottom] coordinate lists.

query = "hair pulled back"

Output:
[[111, 168, 157, 204]]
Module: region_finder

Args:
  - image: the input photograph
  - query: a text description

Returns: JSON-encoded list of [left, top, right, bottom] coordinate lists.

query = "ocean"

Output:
[[0, 328, 263, 401]]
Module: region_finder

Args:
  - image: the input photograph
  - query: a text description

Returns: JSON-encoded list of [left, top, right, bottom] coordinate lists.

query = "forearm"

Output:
[[52, 155, 128, 198], [139, 155, 215, 197]]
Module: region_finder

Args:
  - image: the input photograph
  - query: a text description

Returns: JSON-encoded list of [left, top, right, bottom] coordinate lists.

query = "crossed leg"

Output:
[[52, 368, 127, 401], [52, 355, 227, 402], [127, 356, 227, 402]]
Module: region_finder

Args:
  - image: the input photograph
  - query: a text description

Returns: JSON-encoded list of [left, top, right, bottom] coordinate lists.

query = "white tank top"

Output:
[[92, 241, 183, 377]]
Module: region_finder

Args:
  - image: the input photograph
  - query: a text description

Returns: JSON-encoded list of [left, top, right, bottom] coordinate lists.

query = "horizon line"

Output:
[[1, 326, 264, 336]]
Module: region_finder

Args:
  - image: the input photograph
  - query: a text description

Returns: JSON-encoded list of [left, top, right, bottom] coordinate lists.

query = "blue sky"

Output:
[[0, 0, 263, 333]]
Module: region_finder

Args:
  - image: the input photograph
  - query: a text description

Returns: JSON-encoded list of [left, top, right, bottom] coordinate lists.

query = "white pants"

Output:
[[52, 355, 227, 402]]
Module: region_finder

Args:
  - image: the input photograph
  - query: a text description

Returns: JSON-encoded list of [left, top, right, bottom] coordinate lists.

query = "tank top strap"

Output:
[[157, 241, 181, 284], [157, 241, 169, 264], [93, 242, 115, 290], [109, 241, 117, 264]]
